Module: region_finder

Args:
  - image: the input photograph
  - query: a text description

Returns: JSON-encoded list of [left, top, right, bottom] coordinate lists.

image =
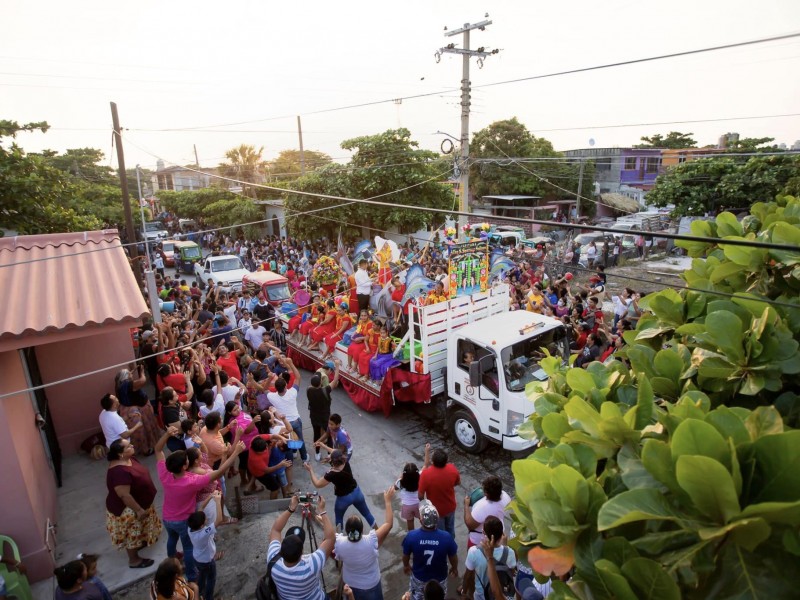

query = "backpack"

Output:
[[479, 546, 516, 600], [254, 553, 281, 600]]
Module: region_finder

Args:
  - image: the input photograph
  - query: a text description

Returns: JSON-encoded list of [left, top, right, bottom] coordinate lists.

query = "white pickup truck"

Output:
[[194, 255, 249, 292]]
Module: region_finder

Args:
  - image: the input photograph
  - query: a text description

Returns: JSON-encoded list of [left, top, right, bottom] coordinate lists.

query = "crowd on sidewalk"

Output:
[[52, 228, 655, 600]]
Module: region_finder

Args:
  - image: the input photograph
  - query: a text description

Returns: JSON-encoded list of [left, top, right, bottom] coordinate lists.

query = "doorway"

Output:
[[21, 347, 63, 487]]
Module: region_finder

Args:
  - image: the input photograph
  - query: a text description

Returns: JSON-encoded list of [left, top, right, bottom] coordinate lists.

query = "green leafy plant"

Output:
[[512, 197, 800, 599]]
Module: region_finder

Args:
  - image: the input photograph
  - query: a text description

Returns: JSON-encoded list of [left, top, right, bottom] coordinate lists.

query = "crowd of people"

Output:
[[51, 225, 656, 600]]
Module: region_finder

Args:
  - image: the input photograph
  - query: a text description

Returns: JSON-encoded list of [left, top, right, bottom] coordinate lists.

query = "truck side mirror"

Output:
[[468, 361, 481, 388]]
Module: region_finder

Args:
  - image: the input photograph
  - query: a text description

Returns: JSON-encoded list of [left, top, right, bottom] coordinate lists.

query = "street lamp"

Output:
[[435, 130, 469, 239], [135, 165, 150, 260]]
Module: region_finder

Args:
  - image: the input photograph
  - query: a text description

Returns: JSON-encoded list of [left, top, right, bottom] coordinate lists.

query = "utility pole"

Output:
[[110, 102, 143, 286], [575, 157, 585, 220], [297, 115, 306, 176], [193, 144, 200, 167], [437, 19, 498, 239]]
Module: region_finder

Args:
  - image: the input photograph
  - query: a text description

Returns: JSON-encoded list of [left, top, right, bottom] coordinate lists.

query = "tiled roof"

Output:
[[0, 230, 150, 341]]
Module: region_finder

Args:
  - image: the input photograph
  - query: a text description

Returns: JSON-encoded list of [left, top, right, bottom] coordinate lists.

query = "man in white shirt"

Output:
[[354, 259, 374, 313], [245, 321, 267, 351], [98, 394, 140, 448]]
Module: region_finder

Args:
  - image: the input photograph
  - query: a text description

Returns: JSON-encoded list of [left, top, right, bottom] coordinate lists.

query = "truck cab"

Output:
[[194, 255, 249, 292], [446, 311, 568, 453]]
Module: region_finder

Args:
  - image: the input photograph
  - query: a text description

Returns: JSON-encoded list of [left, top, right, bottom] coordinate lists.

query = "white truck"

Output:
[[194, 255, 250, 292], [287, 284, 569, 454]]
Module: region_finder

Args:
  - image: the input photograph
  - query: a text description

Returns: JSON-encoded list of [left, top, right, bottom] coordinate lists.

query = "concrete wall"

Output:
[[0, 350, 57, 582], [36, 325, 137, 454]]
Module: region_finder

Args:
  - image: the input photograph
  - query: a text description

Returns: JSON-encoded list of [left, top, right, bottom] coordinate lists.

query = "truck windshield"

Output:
[[145, 222, 163, 232], [183, 246, 201, 259], [211, 258, 243, 272], [501, 326, 569, 392], [267, 284, 291, 302]]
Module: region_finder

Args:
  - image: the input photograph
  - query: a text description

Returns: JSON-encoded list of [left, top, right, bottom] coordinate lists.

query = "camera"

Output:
[[297, 492, 317, 503]]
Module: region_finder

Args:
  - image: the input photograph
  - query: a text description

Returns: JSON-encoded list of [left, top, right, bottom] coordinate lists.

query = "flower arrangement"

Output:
[[311, 255, 343, 286], [443, 227, 457, 243]]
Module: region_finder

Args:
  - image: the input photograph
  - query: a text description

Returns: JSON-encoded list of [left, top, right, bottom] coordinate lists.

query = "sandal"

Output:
[[129, 558, 155, 569]]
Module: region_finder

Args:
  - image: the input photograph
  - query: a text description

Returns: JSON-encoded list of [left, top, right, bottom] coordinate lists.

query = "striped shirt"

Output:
[[266, 540, 326, 600]]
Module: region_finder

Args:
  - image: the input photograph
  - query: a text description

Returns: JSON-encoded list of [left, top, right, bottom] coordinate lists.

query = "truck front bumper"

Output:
[[502, 434, 537, 452]]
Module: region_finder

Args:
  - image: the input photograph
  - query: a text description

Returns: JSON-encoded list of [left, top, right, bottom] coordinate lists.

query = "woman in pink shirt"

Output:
[[223, 401, 262, 494], [155, 427, 244, 585]]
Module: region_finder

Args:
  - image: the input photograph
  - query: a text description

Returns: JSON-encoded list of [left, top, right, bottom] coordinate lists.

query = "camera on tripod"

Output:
[[297, 491, 318, 504]]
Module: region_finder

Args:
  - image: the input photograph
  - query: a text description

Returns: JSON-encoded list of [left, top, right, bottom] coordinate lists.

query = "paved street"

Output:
[[104, 360, 518, 599]]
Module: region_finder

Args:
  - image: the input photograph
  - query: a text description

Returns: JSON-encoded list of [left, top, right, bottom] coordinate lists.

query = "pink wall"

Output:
[[36, 325, 137, 454], [0, 350, 57, 582]]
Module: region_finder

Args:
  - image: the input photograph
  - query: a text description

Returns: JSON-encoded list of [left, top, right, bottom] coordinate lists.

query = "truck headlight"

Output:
[[506, 410, 525, 436]]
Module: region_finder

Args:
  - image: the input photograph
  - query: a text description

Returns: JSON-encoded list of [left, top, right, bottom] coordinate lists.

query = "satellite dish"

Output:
[[588, 138, 596, 147]]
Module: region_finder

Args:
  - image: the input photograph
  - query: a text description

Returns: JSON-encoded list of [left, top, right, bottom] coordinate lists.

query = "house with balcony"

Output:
[[151, 159, 214, 192]]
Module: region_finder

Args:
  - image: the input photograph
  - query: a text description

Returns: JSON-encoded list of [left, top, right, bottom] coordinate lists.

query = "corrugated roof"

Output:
[[0, 230, 150, 342]]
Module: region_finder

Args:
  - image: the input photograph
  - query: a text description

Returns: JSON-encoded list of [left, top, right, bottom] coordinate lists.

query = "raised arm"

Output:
[[330, 359, 341, 389], [208, 441, 245, 482], [270, 494, 300, 543], [376, 486, 395, 546], [303, 462, 330, 489], [314, 494, 336, 558], [155, 427, 177, 462]]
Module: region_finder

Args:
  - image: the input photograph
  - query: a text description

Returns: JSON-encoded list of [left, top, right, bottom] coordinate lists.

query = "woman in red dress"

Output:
[[358, 324, 382, 380], [346, 310, 373, 372], [321, 303, 354, 360], [307, 299, 337, 351], [296, 296, 324, 344]]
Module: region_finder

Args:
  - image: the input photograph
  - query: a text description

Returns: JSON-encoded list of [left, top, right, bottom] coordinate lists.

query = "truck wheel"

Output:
[[196, 275, 205, 290], [449, 409, 487, 454]]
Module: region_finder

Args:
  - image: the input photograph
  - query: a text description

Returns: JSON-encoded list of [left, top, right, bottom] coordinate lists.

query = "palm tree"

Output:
[[219, 144, 265, 197]]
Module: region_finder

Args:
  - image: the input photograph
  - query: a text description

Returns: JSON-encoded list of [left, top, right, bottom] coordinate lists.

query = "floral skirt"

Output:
[[106, 506, 162, 550], [120, 404, 162, 454]]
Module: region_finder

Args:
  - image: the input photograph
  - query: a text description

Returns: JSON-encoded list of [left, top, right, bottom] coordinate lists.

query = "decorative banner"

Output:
[[448, 241, 489, 298]]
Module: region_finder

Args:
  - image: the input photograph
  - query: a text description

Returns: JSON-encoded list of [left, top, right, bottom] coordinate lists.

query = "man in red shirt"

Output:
[[418, 448, 460, 539]]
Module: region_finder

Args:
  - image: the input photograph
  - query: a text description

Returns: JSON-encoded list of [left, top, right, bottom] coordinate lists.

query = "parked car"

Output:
[[142, 221, 168, 243], [160, 240, 176, 267], [194, 255, 249, 292]]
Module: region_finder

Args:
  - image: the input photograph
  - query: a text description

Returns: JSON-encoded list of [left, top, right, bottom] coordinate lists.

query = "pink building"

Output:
[[0, 230, 149, 582]]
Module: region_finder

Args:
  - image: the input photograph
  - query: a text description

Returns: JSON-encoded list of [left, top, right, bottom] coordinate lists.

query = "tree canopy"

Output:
[[157, 187, 263, 238], [511, 196, 800, 599], [635, 131, 697, 149], [218, 144, 265, 197], [469, 118, 595, 213], [647, 154, 800, 216], [283, 128, 454, 241], [266, 149, 332, 182], [0, 120, 104, 234]]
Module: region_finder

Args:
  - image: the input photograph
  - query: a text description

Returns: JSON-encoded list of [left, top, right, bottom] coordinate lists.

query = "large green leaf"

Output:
[[737, 500, 800, 525], [675, 455, 741, 524], [648, 289, 686, 326], [635, 375, 655, 430], [597, 488, 686, 530], [670, 419, 731, 468], [574, 533, 613, 600], [704, 310, 746, 363], [744, 406, 784, 440], [630, 530, 700, 556], [566, 368, 597, 396], [564, 396, 603, 438], [642, 439, 684, 498], [594, 559, 639, 600], [551, 464, 590, 521], [542, 412, 573, 443], [750, 430, 800, 503], [715, 212, 743, 237], [698, 517, 771, 551], [601, 537, 640, 566], [528, 499, 585, 548], [654, 349, 686, 382], [704, 406, 751, 446], [618, 444, 667, 492], [620, 557, 681, 600]]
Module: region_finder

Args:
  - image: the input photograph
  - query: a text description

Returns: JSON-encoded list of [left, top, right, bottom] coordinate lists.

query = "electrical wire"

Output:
[[120, 138, 800, 253], [528, 113, 800, 133], [153, 31, 800, 130]]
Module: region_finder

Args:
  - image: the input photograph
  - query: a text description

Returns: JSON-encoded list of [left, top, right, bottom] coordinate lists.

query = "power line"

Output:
[[528, 112, 800, 133], [150, 31, 800, 130], [122, 138, 800, 253]]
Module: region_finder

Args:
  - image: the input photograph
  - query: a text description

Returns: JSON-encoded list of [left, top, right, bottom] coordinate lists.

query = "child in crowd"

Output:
[[54, 559, 104, 600], [188, 491, 225, 600], [395, 443, 431, 530], [314, 413, 353, 461], [78, 554, 112, 600]]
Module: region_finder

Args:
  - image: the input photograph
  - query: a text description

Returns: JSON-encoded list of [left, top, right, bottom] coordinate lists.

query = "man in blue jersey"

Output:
[[267, 494, 335, 600], [402, 501, 459, 600]]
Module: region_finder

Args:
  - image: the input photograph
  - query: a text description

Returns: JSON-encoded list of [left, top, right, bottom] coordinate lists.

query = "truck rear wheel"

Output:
[[449, 409, 487, 454]]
